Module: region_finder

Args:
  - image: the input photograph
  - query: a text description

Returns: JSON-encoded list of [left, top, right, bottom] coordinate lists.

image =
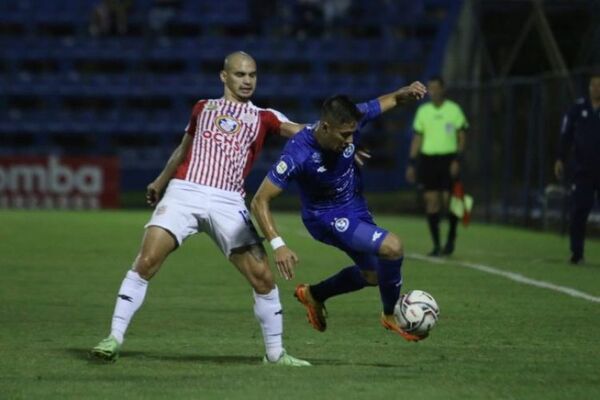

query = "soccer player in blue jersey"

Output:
[[251, 82, 428, 341]]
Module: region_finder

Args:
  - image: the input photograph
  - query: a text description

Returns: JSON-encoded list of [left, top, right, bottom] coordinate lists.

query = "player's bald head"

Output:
[[220, 51, 257, 102], [223, 51, 256, 72]]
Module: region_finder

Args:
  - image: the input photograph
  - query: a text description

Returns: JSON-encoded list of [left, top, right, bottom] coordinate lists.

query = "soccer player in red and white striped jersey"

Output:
[[91, 52, 310, 366], [173, 95, 290, 196]]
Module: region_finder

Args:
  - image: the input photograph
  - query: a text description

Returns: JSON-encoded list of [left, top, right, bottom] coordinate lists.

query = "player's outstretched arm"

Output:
[[146, 133, 193, 206], [251, 178, 299, 280], [378, 81, 427, 113], [279, 122, 307, 138]]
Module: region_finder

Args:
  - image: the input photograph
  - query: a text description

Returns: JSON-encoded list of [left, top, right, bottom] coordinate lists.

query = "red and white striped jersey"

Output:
[[174, 98, 288, 196]]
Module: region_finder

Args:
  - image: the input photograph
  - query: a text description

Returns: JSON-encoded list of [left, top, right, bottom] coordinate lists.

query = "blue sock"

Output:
[[376, 257, 403, 315], [310, 265, 368, 303]]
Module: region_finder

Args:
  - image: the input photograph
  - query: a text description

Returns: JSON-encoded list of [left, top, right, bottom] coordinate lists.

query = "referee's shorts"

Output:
[[418, 153, 456, 191]]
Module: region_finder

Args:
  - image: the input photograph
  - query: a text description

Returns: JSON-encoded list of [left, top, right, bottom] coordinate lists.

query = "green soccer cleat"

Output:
[[262, 350, 311, 367], [90, 335, 121, 362]]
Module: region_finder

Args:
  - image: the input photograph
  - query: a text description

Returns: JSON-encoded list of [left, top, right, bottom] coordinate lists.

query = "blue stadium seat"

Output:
[[0, 0, 457, 179]]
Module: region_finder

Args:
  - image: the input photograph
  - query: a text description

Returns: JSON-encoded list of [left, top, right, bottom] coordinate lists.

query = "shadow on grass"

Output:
[[66, 348, 258, 365], [310, 359, 399, 368], [66, 348, 400, 368], [535, 257, 600, 268]]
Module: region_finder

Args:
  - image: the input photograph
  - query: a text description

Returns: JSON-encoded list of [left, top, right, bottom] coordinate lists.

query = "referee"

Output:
[[406, 76, 468, 256], [554, 73, 600, 265]]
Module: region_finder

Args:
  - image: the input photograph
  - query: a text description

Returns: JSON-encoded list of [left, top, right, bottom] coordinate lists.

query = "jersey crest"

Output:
[[343, 144, 355, 159], [215, 115, 242, 134]]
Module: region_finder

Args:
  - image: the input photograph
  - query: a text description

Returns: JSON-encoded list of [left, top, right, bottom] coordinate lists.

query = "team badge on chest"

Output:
[[215, 115, 242, 134], [343, 144, 355, 158]]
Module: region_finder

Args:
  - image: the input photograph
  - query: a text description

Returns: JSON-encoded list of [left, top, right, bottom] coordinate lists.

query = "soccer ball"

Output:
[[394, 290, 440, 339]]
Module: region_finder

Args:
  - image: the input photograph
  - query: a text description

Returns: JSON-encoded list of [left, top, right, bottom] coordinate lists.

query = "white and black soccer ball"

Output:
[[394, 290, 440, 339]]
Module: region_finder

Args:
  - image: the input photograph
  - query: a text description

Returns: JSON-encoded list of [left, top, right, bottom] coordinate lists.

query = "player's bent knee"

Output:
[[361, 270, 379, 286], [379, 234, 404, 260]]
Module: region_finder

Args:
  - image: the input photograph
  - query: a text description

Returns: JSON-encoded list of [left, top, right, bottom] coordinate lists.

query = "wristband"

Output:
[[270, 236, 285, 250]]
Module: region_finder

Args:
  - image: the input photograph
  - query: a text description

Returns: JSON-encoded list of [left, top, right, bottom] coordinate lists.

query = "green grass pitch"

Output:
[[1, 210, 599, 400]]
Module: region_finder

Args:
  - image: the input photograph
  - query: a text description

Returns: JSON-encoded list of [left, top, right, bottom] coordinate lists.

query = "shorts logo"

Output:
[[155, 205, 167, 215], [372, 231, 383, 242], [276, 160, 288, 174], [334, 217, 350, 232], [215, 115, 242, 134], [343, 144, 355, 159], [582, 110, 588, 118], [311, 152, 322, 163]]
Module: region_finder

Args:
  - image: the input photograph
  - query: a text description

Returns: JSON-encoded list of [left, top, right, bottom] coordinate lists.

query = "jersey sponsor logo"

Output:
[[201, 130, 241, 152], [343, 143, 355, 159], [372, 230, 383, 242], [276, 160, 288, 174], [445, 123, 455, 133], [317, 166, 327, 173], [215, 115, 242, 134], [334, 217, 350, 232], [241, 113, 256, 124]]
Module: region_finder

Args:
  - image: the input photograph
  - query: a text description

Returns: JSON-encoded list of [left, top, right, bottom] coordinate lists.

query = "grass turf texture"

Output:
[[1, 210, 599, 400]]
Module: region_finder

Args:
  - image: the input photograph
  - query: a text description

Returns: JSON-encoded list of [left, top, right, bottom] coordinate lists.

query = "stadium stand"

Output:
[[0, 0, 462, 191]]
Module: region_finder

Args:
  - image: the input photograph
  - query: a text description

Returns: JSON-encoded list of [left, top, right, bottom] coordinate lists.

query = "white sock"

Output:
[[253, 286, 284, 362], [110, 270, 148, 344]]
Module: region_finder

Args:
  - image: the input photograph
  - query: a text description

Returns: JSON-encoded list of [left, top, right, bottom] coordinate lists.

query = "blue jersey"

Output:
[[267, 99, 382, 218]]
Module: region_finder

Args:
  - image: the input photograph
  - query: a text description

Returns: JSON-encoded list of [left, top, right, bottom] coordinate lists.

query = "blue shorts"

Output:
[[303, 203, 388, 271]]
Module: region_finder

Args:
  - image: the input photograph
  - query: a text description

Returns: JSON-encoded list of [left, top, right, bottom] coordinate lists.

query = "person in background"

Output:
[[554, 73, 600, 265], [406, 76, 468, 256]]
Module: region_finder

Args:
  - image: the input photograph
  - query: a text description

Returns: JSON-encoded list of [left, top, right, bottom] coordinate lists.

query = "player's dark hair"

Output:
[[428, 76, 445, 87], [320, 95, 362, 126]]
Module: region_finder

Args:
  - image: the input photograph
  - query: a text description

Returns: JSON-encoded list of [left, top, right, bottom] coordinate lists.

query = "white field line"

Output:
[[408, 253, 600, 304]]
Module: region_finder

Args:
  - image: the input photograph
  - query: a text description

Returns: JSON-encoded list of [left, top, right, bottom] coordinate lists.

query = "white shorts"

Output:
[[145, 179, 261, 256]]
